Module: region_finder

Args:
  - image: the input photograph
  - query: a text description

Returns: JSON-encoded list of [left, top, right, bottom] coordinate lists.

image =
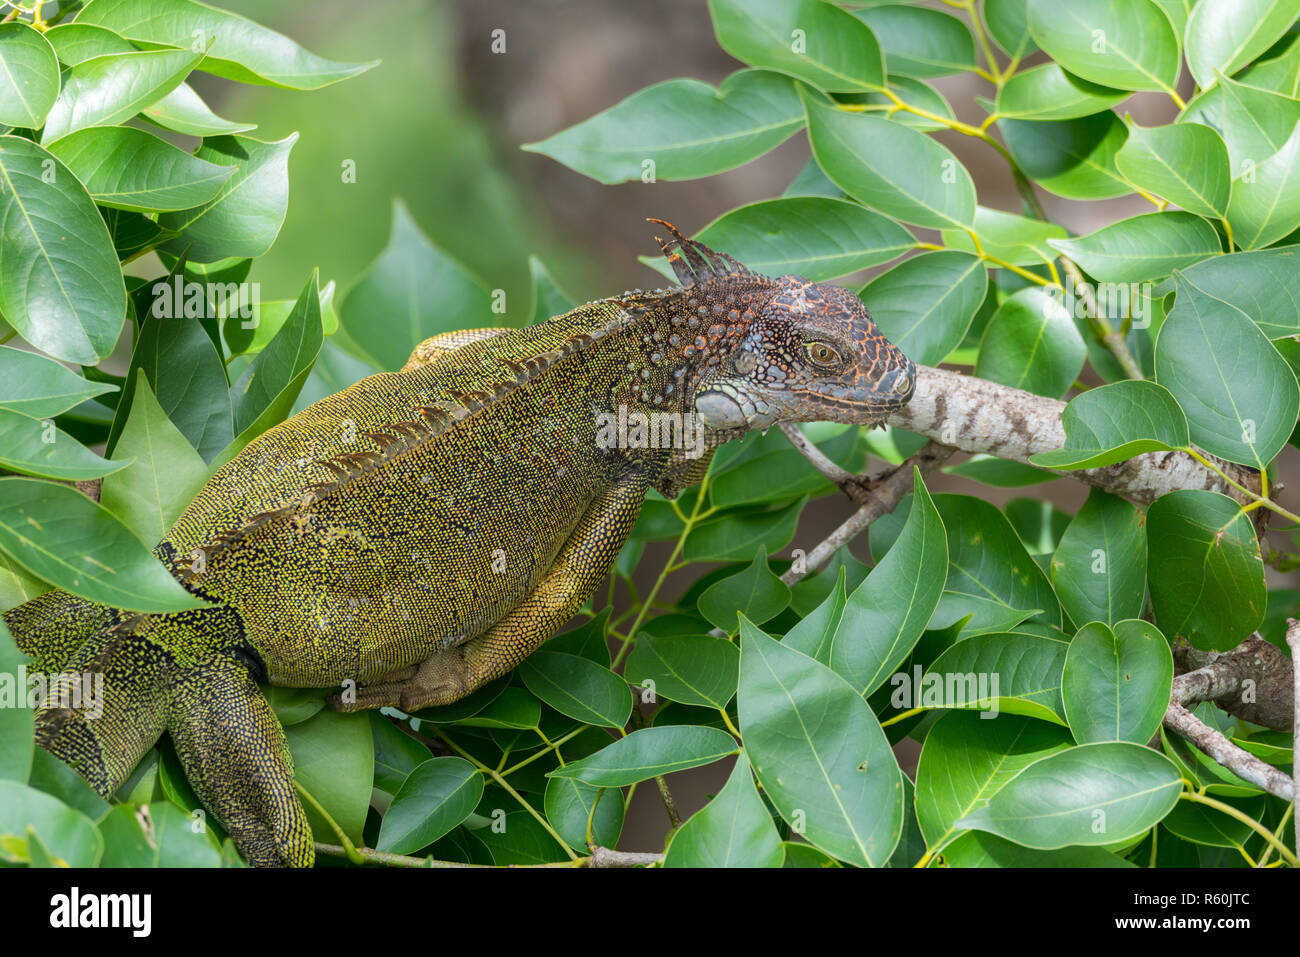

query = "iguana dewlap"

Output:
[[5, 222, 916, 866]]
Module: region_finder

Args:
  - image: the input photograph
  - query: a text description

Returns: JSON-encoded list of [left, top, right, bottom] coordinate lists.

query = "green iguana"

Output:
[[5, 222, 916, 867]]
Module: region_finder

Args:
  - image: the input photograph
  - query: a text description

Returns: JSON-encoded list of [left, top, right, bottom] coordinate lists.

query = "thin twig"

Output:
[[1287, 619, 1300, 856], [313, 842, 662, 868], [1162, 702, 1294, 802], [779, 440, 955, 586]]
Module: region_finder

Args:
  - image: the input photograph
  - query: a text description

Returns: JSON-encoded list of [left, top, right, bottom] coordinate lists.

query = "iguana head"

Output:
[[648, 220, 916, 433]]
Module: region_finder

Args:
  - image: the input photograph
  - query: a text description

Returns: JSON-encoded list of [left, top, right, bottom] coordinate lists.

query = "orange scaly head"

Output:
[[648, 219, 916, 433]]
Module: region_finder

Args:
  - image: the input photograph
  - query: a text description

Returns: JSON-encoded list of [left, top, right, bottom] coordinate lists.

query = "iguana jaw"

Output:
[[694, 358, 916, 432]]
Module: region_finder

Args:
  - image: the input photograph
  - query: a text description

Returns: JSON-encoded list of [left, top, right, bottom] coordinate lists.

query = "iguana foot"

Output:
[[328, 654, 471, 712]]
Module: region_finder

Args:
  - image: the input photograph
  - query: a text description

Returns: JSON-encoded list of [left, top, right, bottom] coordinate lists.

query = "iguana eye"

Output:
[[804, 341, 842, 367]]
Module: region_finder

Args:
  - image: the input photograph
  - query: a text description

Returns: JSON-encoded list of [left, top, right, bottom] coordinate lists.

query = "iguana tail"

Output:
[[3, 591, 314, 867]]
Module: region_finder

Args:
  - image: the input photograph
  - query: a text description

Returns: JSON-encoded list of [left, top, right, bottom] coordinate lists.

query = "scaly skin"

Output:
[[4, 223, 916, 866]]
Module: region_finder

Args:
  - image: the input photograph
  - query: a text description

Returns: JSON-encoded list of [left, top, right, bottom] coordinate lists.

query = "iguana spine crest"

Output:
[[181, 302, 660, 572]]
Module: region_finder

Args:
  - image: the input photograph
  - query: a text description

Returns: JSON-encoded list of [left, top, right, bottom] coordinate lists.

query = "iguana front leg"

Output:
[[334, 469, 649, 712], [168, 652, 314, 867]]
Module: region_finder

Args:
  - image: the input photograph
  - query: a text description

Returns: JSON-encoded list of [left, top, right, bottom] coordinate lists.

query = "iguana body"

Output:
[[5, 223, 915, 866]]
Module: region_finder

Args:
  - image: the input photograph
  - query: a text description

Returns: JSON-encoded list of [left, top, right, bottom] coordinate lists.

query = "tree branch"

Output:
[[313, 842, 662, 868], [1162, 703, 1293, 802], [888, 366, 1262, 509], [1173, 636, 1295, 731], [1161, 633, 1296, 803], [779, 439, 956, 586]]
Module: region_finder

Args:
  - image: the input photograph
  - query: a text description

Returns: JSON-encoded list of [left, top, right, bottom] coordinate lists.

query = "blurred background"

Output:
[[200, 0, 1180, 307]]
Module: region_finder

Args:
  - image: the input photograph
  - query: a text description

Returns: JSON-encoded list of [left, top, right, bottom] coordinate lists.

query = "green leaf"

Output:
[[1115, 121, 1233, 219], [545, 608, 612, 666], [915, 711, 1073, 851], [708, 0, 884, 92], [625, 634, 740, 709], [518, 652, 632, 729], [0, 346, 115, 419], [943, 455, 1058, 488], [1226, 119, 1300, 249], [859, 251, 987, 366], [48, 126, 236, 213], [936, 494, 1061, 626], [784, 565, 848, 659], [707, 423, 866, 508], [664, 753, 784, 867], [683, 197, 912, 282], [994, 63, 1128, 120], [1062, 620, 1173, 744], [544, 777, 624, 852], [376, 757, 483, 855], [697, 546, 790, 632], [1162, 794, 1268, 847], [0, 477, 205, 612], [955, 742, 1182, 847], [1155, 271, 1299, 468], [683, 496, 804, 562], [284, 708, 372, 846], [923, 631, 1070, 723], [1050, 488, 1147, 627], [522, 69, 804, 185], [939, 830, 1135, 867], [0, 622, 33, 783], [0, 780, 101, 866], [1030, 380, 1190, 469], [825, 469, 947, 696], [220, 271, 324, 460], [142, 79, 257, 136], [547, 725, 737, 787], [803, 89, 975, 229], [77, 0, 378, 90], [97, 801, 221, 867], [158, 133, 297, 262], [1236, 30, 1300, 97], [1026, 0, 1181, 93], [1172, 245, 1300, 339], [110, 303, 233, 462], [1146, 490, 1266, 651], [0, 409, 123, 481], [528, 256, 573, 326], [0, 135, 126, 364], [41, 48, 201, 144], [853, 5, 976, 78], [984, 0, 1038, 59], [975, 286, 1086, 398], [100, 370, 208, 546], [739, 618, 903, 867], [340, 200, 494, 370], [1050, 212, 1222, 282], [369, 712, 429, 797], [1217, 72, 1300, 176], [451, 686, 539, 730], [999, 112, 1132, 200], [104, 208, 174, 263], [0, 22, 59, 129], [941, 206, 1068, 267], [1185, 0, 1300, 88]]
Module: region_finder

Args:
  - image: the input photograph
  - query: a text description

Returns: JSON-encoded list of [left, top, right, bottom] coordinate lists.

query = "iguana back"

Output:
[[165, 299, 650, 687]]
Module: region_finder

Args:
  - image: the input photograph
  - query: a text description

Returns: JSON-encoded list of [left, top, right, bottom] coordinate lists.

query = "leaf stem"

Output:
[[294, 780, 364, 865], [1179, 790, 1298, 867]]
